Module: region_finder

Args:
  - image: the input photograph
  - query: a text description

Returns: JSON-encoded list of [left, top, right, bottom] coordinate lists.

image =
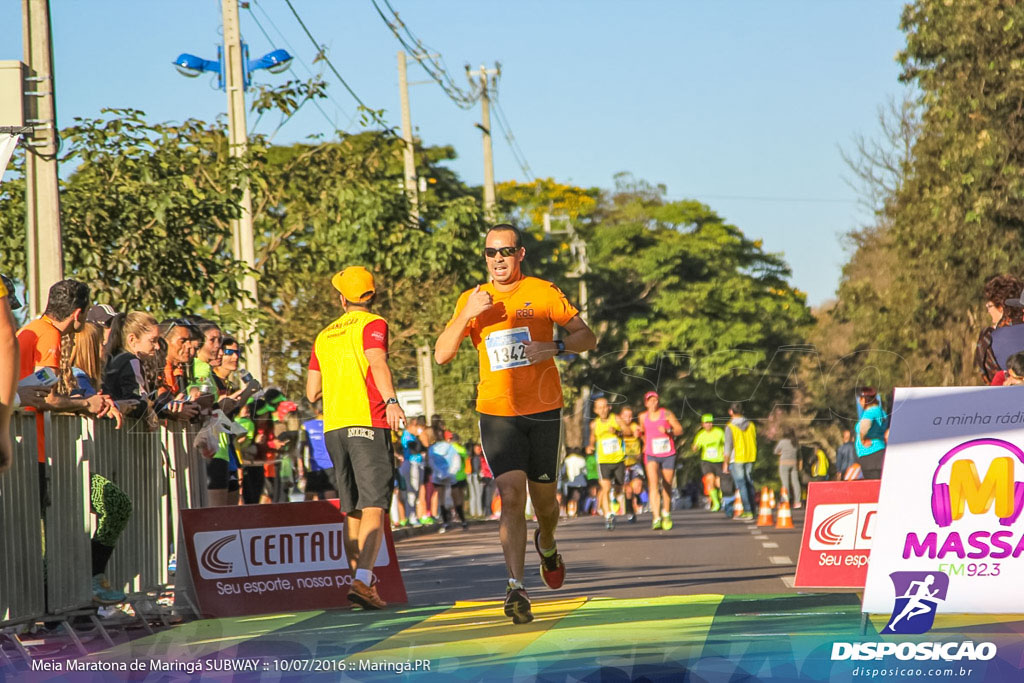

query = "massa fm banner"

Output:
[[863, 386, 1024, 616]]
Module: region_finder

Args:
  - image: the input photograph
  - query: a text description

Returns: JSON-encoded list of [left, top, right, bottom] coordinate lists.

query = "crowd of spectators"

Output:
[[0, 277, 309, 607]]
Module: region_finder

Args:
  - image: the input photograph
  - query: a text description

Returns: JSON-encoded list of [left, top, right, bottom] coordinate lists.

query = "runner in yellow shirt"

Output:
[[619, 405, 644, 523], [586, 397, 625, 530], [691, 413, 725, 512]]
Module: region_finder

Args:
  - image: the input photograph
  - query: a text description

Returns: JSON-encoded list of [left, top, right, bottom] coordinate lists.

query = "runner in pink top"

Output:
[[638, 391, 683, 531]]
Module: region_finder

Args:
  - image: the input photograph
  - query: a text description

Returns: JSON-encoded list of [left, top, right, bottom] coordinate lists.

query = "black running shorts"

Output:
[[479, 408, 562, 483], [324, 426, 396, 513], [599, 462, 625, 486], [701, 460, 723, 477]]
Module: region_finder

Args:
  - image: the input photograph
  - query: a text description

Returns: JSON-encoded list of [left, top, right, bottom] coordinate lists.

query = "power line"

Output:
[[687, 194, 858, 205], [244, 3, 339, 137], [369, 0, 480, 109], [491, 89, 534, 181], [282, 0, 393, 132], [249, 1, 348, 130]]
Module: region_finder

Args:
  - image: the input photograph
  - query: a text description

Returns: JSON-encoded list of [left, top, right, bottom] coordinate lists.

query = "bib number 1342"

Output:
[[485, 326, 532, 371]]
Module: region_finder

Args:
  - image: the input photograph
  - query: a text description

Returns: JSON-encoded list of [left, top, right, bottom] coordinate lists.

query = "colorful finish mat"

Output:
[[74, 593, 1024, 681]]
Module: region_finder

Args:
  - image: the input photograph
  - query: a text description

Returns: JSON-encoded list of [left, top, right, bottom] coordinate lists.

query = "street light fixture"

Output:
[[171, 44, 292, 90], [169, 6, 293, 384]]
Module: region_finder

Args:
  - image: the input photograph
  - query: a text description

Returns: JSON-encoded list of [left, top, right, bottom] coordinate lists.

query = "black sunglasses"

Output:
[[484, 246, 519, 258]]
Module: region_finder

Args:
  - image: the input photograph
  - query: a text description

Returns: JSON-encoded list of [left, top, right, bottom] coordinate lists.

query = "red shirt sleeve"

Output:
[[363, 319, 389, 352], [309, 347, 320, 371]]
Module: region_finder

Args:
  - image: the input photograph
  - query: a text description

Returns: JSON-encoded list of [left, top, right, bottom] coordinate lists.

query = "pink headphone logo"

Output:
[[930, 438, 1024, 527]]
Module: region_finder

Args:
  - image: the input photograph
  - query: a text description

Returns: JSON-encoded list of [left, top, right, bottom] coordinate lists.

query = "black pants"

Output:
[[241, 466, 265, 504], [859, 450, 885, 480]]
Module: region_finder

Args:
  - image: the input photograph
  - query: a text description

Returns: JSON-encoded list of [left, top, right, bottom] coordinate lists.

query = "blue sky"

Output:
[[1, 0, 908, 305]]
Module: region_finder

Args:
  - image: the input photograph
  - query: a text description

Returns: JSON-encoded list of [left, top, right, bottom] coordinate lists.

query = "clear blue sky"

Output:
[[1, 0, 908, 305]]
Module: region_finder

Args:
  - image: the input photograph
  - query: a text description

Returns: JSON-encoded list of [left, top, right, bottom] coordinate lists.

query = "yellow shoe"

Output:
[[662, 515, 674, 531]]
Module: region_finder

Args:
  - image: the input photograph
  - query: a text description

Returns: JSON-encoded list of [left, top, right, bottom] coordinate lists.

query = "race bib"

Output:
[[652, 437, 673, 456], [485, 326, 532, 371], [600, 437, 622, 454], [704, 446, 718, 459]]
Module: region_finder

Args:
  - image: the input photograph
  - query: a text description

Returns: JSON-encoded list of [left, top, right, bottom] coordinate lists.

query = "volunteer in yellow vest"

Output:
[[723, 402, 757, 520], [306, 266, 406, 611], [691, 413, 725, 512], [619, 405, 644, 523], [434, 223, 597, 625], [586, 397, 626, 530]]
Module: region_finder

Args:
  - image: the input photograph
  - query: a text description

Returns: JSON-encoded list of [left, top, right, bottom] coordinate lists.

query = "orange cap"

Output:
[[331, 266, 376, 303]]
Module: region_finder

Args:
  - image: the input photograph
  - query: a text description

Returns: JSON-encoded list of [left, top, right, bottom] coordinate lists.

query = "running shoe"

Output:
[[91, 575, 126, 605], [504, 586, 534, 624], [420, 516, 436, 525], [662, 514, 674, 531], [348, 579, 387, 610], [533, 529, 565, 589], [627, 514, 637, 524], [652, 517, 662, 530], [605, 516, 615, 530], [739, 512, 754, 520]]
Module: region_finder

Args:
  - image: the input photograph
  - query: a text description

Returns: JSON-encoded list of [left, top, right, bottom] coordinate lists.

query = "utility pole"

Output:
[[397, 50, 420, 222], [21, 0, 63, 316], [467, 64, 500, 219], [416, 346, 435, 420], [397, 50, 437, 415], [221, 0, 263, 381]]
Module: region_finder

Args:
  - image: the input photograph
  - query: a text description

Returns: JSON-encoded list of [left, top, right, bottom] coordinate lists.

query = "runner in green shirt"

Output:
[[691, 413, 725, 512]]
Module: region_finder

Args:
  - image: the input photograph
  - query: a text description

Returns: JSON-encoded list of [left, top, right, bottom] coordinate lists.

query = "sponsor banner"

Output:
[[181, 500, 407, 618], [794, 480, 880, 588], [863, 386, 1024, 614]]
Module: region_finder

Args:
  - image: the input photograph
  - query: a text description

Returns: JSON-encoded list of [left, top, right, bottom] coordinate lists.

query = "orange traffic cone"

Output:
[[768, 488, 776, 511], [492, 493, 502, 515], [733, 491, 745, 518], [756, 486, 774, 526], [776, 495, 795, 530]]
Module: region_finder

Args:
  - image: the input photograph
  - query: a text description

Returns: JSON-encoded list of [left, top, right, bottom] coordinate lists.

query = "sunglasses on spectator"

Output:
[[484, 246, 519, 258], [223, 348, 240, 356]]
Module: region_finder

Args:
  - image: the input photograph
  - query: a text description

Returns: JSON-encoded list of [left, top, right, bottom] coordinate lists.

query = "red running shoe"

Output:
[[534, 528, 565, 589]]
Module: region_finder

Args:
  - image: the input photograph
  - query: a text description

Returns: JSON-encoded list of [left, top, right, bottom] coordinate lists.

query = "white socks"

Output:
[[355, 569, 373, 586]]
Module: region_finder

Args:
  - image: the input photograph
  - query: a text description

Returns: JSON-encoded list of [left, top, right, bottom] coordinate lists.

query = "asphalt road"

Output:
[[394, 506, 815, 606]]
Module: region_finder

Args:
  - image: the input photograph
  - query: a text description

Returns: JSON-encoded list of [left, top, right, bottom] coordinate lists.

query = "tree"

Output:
[[0, 109, 250, 318]]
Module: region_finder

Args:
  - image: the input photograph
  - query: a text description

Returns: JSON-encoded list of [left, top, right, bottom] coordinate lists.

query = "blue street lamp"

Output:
[[172, 44, 292, 90]]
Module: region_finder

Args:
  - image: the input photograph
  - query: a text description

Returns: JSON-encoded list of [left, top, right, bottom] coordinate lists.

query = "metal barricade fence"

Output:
[[0, 413, 45, 626], [43, 414, 94, 615], [90, 418, 170, 596]]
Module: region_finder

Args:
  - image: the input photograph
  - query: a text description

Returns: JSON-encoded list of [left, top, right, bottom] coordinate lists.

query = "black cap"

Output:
[[86, 304, 118, 327], [1006, 289, 1024, 308]]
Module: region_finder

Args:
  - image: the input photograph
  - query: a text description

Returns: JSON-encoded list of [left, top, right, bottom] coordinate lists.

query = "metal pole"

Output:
[[221, 0, 263, 381], [22, 0, 63, 316], [397, 51, 420, 222]]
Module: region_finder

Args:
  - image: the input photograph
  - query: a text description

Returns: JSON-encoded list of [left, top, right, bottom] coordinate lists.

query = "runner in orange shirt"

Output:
[[435, 224, 596, 624]]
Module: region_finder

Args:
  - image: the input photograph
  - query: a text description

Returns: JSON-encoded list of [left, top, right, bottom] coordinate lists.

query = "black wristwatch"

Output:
[[555, 340, 566, 356], [385, 397, 399, 406]]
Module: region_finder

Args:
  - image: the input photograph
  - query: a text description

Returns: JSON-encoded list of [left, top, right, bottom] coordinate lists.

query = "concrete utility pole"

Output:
[[397, 50, 420, 222], [221, 0, 263, 381], [467, 64, 500, 219], [21, 0, 63, 316], [416, 345, 435, 420]]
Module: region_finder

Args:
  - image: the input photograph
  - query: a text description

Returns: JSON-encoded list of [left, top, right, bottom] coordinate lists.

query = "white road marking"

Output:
[[768, 555, 793, 565], [761, 542, 779, 549]]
